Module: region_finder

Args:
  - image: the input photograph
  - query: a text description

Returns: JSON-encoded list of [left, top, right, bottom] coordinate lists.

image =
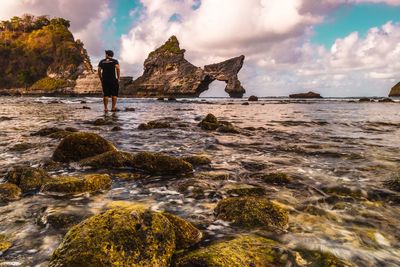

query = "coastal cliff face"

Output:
[[121, 36, 246, 98], [0, 15, 92, 93], [389, 82, 400, 97]]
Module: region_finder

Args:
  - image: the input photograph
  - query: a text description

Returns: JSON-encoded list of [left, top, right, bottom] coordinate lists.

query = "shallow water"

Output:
[[0, 96, 400, 266]]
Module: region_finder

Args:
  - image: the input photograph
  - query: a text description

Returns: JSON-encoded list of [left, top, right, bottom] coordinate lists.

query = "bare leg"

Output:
[[111, 96, 117, 112], [103, 97, 109, 112]]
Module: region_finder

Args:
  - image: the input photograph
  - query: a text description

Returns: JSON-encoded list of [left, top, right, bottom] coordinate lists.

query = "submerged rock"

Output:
[[49, 206, 201, 267], [174, 235, 287, 267], [0, 183, 22, 202], [0, 234, 11, 253], [131, 152, 193, 175], [258, 172, 292, 185], [41, 209, 91, 232], [198, 113, 239, 133], [138, 120, 171, 130], [31, 127, 78, 138], [321, 185, 366, 199], [224, 184, 266, 197], [384, 174, 400, 192], [248, 95, 258, 101], [214, 197, 289, 230], [79, 150, 134, 169], [289, 91, 323, 99], [52, 132, 116, 163], [5, 166, 51, 193], [9, 143, 36, 152], [162, 213, 202, 249], [92, 118, 113, 126], [182, 155, 211, 166], [41, 174, 111, 195]]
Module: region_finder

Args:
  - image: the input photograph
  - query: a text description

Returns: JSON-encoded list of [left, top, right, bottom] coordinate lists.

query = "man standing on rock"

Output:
[[98, 50, 120, 112]]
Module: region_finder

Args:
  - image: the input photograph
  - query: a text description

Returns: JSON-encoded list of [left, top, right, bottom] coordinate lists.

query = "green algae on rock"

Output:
[[224, 184, 266, 197], [0, 234, 12, 254], [52, 132, 116, 163], [215, 197, 289, 230], [162, 213, 202, 250], [5, 166, 52, 193], [138, 120, 171, 130], [174, 235, 287, 267], [182, 155, 211, 167], [258, 172, 292, 185], [130, 152, 193, 175], [79, 150, 134, 169], [295, 249, 355, 267], [49, 208, 176, 267], [0, 183, 22, 202], [41, 174, 111, 195], [198, 113, 219, 130]]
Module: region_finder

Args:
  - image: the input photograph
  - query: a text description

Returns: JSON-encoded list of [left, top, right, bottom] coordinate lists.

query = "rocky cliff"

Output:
[[0, 15, 93, 93], [389, 82, 400, 97], [121, 36, 246, 98]]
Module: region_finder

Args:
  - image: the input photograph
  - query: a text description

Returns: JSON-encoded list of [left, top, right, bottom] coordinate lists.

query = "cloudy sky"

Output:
[[1, 0, 400, 97]]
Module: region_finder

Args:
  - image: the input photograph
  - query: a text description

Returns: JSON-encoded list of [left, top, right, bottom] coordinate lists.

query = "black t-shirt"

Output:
[[98, 58, 119, 81]]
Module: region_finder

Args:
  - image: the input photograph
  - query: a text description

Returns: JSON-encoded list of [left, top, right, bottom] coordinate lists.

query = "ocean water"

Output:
[[0, 96, 399, 266]]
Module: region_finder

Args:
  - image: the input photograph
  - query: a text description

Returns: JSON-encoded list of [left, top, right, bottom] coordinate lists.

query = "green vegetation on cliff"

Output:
[[0, 14, 91, 89]]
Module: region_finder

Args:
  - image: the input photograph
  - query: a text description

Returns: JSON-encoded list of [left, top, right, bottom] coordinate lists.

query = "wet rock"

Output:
[[242, 102, 249, 105], [130, 152, 193, 175], [198, 114, 219, 130], [321, 185, 366, 199], [82, 106, 91, 110], [111, 126, 123, 131], [93, 118, 113, 126], [289, 91, 323, 99], [52, 132, 116, 163], [177, 179, 213, 199], [198, 171, 230, 180], [79, 150, 134, 169], [248, 95, 258, 101], [0, 116, 12, 122], [214, 197, 289, 230], [378, 98, 394, 103], [49, 207, 193, 266], [174, 235, 288, 267], [157, 97, 165, 101], [223, 184, 266, 197], [41, 174, 111, 195], [295, 249, 355, 267], [0, 234, 11, 254], [41, 209, 91, 232], [10, 143, 36, 152], [48, 130, 76, 139], [359, 97, 371, 102], [162, 213, 202, 249], [31, 127, 63, 136], [5, 166, 52, 193], [0, 183, 21, 202], [125, 107, 136, 111], [241, 161, 267, 171], [217, 121, 240, 133], [383, 174, 400, 192], [168, 97, 177, 101], [138, 120, 171, 130], [31, 127, 78, 138], [113, 172, 148, 181], [258, 172, 292, 185], [182, 155, 211, 166]]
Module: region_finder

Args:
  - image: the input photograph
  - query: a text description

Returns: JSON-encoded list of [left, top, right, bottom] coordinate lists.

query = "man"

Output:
[[98, 50, 120, 112]]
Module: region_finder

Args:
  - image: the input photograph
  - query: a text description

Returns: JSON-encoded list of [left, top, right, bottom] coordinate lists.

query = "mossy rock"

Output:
[[93, 118, 114, 126], [296, 249, 354, 267], [224, 184, 266, 197], [138, 120, 171, 130], [198, 114, 219, 130], [49, 208, 176, 267], [30, 77, 73, 91], [52, 132, 116, 163], [10, 143, 36, 152], [217, 121, 240, 134], [259, 172, 292, 185], [41, 174, 111, 195], [79, 151, 134, 169], [5, 166, 52, 193], [383, 174, 400, 192], [321, 185, 365, 199], [113, 173, 147, 181], [215, 197, 289, 230], [42, 209, 91, 231], [182, 155, 211, 166], [0, 183, 21, 202], [31, 127, 78, 139], [0, 234, 11, 253], [130, 152, 193, 175], [174, 235, 288, 267], [162, 213, 202, 250]]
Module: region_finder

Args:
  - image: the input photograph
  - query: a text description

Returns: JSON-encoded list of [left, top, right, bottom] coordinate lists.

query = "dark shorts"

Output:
[[102, 79, 119, 97]]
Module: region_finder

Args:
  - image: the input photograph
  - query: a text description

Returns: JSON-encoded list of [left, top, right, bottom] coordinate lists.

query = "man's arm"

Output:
[[116, 64, 120, 81], [98, 67, 103, 81]]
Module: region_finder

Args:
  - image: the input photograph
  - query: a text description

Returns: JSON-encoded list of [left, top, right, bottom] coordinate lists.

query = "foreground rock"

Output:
[[121, 36, 246, 98], [289, 91, 323, 99], [52, 132, 116, 162], [214, 197, 289, 230], [79, 151, 134, 169], [198, 113, 239, 133], [49, 206, 201, 266], [131, 152, 193, 175], [389, 81, 400, 97], [41, 174, 111, 195], [0, 183, 22, 202], [5, 166, 51, 193]]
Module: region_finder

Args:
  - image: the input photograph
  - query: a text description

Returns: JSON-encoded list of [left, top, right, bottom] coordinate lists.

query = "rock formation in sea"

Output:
[[389, 82, 400, 97], [289, 91, 323, 99], [120, 36, 246, 98]]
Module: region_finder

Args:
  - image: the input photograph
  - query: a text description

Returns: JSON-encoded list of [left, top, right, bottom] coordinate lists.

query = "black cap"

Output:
[[105, 50, 114, 57]]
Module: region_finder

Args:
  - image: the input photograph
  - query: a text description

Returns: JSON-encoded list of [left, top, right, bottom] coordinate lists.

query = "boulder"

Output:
[[41, 174, 111, 195], [5, 166, 52, 193], [214, 197, 289, 230], [122, 36, 246, 98], [217, 121, 240, 133], [0, 183, 22, 202], [289, 91, 323, 99], [182, 155, 211, 166], [79, 151, 134, 169], [130, 152, 193, 175], [52, 132, 116, 163], [49, 207, 201, 266], [198, 113, 239, 133], [248, 95, 258, 101], [162, 213, 202, 249], [389, 81, 400, 97]]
